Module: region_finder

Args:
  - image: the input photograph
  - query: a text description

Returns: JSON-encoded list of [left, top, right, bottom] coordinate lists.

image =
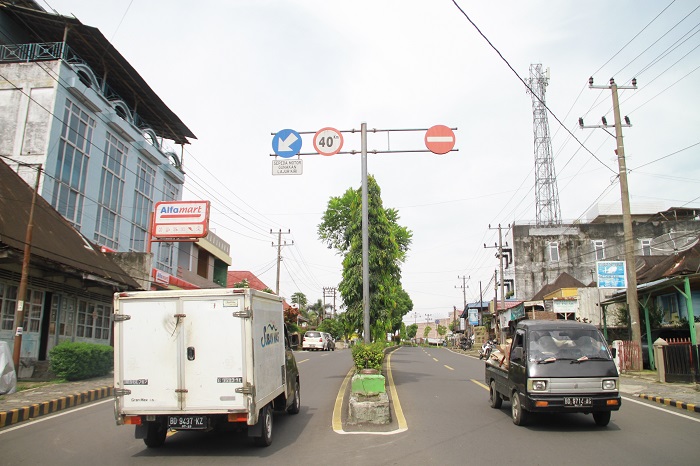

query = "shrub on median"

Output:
[[49, 342, 113, 381], [351, 342, 386, 371]]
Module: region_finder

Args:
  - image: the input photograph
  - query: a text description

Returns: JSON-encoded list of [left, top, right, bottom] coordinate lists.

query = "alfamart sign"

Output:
[[152, 200, 210, 238]]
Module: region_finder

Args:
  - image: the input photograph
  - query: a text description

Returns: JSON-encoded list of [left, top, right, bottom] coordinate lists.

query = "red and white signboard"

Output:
[[313, 127, 344, 156], [425, 125, 456, 155], [153, 200, 210, 238]]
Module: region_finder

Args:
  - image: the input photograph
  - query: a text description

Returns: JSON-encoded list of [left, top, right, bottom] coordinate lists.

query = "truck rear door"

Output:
[[118, 297, 180, 412], [180, 297, 246, 411]]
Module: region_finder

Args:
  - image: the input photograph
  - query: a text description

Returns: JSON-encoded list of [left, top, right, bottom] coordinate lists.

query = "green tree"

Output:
[[318, 175, 412, 342], [317, 317, 344, 340], [437, 324, 447, 337], [407, 323, 418, 339], [307, 298, 332, 323], [291, 292, 308, 310], [423, 326, 432, 338]]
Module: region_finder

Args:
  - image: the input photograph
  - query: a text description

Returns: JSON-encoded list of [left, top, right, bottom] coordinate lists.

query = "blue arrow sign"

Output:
[[272, 129, 302, 158]]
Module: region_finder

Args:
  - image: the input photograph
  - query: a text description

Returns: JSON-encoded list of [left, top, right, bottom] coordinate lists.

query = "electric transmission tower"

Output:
[[527, 64, 561, 226]]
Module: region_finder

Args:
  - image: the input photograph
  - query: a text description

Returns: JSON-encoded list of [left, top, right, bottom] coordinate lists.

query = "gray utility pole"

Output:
[[361, 123, 370, 343], [271, 229, 293, 295], [323, 287, 337, 319], [580, 77, 640, 369], [456, 275, 469, 310], [485, 224, 508, 342]]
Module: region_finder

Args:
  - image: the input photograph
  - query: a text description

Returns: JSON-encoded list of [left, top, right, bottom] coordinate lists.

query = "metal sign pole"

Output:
[[361, 122, 370, 343]]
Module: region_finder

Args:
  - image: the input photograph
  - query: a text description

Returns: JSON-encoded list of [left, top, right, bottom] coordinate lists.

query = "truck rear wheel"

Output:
[[489, 381, 502, 409], [254, 405, 273, 447], [287, 380, 301, 414], [511, 391, 529, 426], [143, 421, 167, 448], [593, 411, 611, 426]]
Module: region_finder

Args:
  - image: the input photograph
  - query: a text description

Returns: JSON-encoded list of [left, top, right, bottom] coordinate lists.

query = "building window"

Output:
[[0, 283, 18, 331], [51, 99, 95, 228], [77, 301, 111, 340], [94, 133, 127, 249], [157, 242, 174, 273], [641, 239, 652, 256], [130, 159, 156, 252], [24, 289, 43, 333], [592, 240, 605, 261], [548, 242, 559, 262], [157, 178, 180, 273], [657, 294, 680, 324], [163, 178, 180, 201]]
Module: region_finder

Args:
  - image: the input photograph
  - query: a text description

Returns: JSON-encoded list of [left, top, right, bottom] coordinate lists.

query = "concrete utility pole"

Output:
[[13, 165, 41, 370], [580, 77, 641, 369], [456, 275, 469, 310], [323, 287, 337, 319], [485, 224, 507, 343], [271, 229, 292, 295]]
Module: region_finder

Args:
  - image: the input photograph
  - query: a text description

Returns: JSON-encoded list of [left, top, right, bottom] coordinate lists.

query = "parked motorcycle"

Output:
[[459, 337, 472, 350], [479, 339, 497, 360]]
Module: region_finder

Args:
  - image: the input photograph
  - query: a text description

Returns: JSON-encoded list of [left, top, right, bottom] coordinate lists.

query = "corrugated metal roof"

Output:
[[0, 3, 195, 145], [0, 159, 140, 289]]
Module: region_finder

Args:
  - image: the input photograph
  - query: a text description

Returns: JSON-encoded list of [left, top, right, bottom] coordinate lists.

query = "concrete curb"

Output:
[[0, 386, 114, 428], [636, 393, 699, 414]]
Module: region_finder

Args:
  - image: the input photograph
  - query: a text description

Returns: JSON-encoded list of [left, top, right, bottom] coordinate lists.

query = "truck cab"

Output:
[[485, 320, 621, 426]]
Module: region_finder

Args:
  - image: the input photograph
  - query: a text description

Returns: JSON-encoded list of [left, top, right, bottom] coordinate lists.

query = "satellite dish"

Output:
[[649, 231, 698, 253]]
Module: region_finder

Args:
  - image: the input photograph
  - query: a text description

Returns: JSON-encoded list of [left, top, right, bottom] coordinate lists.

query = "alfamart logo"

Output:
[[261, 323, 280, 348]]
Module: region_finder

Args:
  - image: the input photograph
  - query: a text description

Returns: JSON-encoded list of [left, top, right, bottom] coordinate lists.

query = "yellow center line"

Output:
[[444, 365, 454, 371], [297, 358, 309, 364], [432, 358, 438, 362], [332, 368, 354, 432], [386, 350, 408, 432], [472, 379, 488, 390]]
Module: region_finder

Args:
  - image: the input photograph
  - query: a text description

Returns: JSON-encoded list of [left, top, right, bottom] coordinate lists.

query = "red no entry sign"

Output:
[[425, 125, 456, 154]]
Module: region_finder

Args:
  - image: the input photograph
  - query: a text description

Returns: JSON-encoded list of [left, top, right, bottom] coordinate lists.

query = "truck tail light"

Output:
[[228, 413, 247, 423], [123, 415, 142, 425]]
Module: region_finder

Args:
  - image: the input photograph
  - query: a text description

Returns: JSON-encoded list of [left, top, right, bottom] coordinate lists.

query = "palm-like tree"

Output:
[[306, 299, 332, 325]]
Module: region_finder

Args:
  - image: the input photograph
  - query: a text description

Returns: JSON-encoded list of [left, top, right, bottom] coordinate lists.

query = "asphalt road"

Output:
[[1, 347, 698, 465]]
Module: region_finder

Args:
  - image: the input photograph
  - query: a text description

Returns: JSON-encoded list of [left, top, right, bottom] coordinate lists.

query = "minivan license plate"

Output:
[[564, 397, 592, 407], [168, 415, 207, 429]]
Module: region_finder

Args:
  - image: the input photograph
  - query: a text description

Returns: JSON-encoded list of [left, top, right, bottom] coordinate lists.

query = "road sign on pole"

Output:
[[272, 159, 303, 175], [272, 129, 302, 158], [313, 127, 344, 156], [425, 125, 456, 154]]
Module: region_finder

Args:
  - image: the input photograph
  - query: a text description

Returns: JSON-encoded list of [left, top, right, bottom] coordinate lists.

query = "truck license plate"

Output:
[[564, 397, 592, 407], [168, 415, 207, 430]]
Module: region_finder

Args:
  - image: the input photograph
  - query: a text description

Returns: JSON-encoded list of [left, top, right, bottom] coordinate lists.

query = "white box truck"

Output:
[[113, 288, 300, 448]]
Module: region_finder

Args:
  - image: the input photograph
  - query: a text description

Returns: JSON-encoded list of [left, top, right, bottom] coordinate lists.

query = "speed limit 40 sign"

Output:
[[313, 127, 343, 156]]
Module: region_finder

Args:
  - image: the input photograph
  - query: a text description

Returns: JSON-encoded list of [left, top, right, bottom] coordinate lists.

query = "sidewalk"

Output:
[[1, 368, 698, 429], [0, 375, 113, 428]]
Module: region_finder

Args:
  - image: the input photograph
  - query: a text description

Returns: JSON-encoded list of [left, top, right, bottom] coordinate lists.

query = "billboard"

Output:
[[596, 260, 627, 289], [152, 200, 210, 239]]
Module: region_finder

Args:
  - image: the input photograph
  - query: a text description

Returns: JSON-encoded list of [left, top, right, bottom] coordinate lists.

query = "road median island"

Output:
[[335, 346, 406, 434]]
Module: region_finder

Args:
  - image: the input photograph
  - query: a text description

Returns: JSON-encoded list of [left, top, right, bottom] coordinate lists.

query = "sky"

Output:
[[45, 0, 700, 324]]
